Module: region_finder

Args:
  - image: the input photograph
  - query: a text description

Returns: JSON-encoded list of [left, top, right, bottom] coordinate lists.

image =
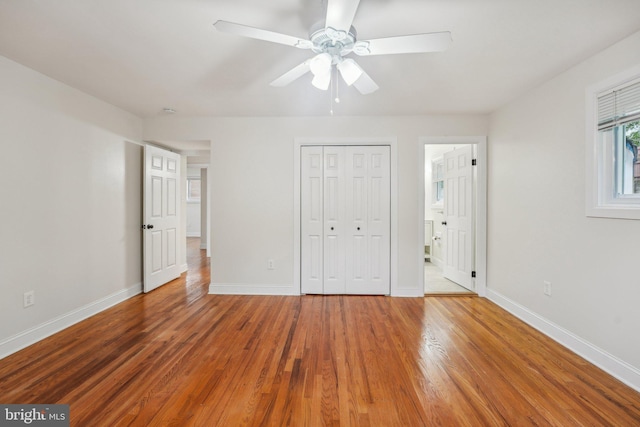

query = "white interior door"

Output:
[[143, 145, 181, 293], [442, 145, 474, 290], [301, 145, 390, 295]]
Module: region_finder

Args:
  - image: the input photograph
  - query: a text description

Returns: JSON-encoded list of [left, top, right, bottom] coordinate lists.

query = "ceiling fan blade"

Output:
[[270, 60, 311, 87], [352, 69, 379, 95], [354, 32, 452, 56], [325, 0, 360, 32], [213, 20, 312, 49]]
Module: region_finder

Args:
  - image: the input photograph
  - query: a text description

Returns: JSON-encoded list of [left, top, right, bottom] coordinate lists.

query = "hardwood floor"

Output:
[[1, 238, 639, 426]]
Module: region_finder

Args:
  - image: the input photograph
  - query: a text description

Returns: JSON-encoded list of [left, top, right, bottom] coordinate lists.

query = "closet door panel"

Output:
[[345, 146, 390, 294], [301, 146, 324, 294], [366, 146, 391, 294], [323, 146, 346, 294]]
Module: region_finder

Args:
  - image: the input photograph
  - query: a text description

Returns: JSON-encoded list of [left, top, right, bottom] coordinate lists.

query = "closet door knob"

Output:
[[357, 227, 360, 230], [330, 226, 334, 231], [441, 221, 447, 226]]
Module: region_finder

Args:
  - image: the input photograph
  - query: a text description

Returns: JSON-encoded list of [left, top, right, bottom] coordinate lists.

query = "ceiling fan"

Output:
[[213, 0, 452, 95]]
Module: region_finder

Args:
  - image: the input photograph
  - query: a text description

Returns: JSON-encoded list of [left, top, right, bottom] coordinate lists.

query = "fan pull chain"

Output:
[[329, 66, 342, 115], [329, 92, 333, 116], [334, 67, 341, 104], [329, 67, 334, 115]]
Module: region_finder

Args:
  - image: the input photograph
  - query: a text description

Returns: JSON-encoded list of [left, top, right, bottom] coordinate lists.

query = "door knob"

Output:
[[146, 224, 154, 229], [330, 226, 334, 231], [441, 221, 447, 226], [357, 227, 361, 230]]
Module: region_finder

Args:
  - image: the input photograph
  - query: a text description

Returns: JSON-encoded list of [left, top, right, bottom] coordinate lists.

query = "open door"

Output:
[[143, 145, 181, 293], [442, 145, 474, 290]]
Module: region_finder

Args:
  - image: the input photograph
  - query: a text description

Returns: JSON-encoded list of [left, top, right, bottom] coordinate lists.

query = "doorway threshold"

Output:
[[424, 291, 477, 297]]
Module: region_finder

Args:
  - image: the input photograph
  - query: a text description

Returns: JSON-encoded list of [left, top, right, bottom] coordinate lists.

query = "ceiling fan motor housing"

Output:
[[309, 22, 358, 61]]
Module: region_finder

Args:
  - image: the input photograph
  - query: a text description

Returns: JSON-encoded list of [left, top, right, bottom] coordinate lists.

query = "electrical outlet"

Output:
[[267, 259, 275, 270], [543, 281, 552, 296], [24, 291, 35, 308]]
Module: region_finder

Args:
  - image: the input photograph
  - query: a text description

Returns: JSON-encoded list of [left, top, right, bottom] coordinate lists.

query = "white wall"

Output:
[[186, 167, 201, 237], [200, 168, 208, 250], [144, 115, 489, 296], [0, 55, 143, 357], [179, 155, 188, 272], [488, 31, 640, 387]]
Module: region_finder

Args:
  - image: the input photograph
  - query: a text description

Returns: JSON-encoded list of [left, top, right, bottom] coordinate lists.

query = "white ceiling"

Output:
[[1, 0, 640, 119]]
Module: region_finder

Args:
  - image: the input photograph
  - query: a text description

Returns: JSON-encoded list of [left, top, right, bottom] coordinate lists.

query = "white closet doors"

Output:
[[301, 145, 390, 295]]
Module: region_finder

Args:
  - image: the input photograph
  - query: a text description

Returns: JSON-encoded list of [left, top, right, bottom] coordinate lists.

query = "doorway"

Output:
[[419, 137, 487, 296]]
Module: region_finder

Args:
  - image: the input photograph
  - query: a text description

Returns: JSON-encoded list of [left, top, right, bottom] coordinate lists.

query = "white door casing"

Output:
[[442, 145, 474, 290], [301, 145, 390, 295], [143, 145, 181, 293]]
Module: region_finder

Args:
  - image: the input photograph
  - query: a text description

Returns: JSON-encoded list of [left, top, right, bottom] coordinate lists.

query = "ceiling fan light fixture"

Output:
[[312, 72, 331, 90], [309, 53, 332, 76], [337, 58, 363, 86]]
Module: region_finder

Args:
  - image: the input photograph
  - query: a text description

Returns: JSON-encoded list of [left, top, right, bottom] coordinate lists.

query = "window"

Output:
[[586, 65, 640, 219], [615, 121, 640, 196], [186, 177, 201, 202], [431, 157, 444, 208]]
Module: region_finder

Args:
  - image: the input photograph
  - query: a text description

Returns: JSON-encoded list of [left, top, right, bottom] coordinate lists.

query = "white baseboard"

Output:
[[428, 256, 443, 269], [209, 283, 422, 297], [186, 232, 200, 237], [209, 283, 300, 296], [392, 288, 424, 297], [181, 263, 188, 273], [487, 289, 640, 392], [0, 284, 142, 360]]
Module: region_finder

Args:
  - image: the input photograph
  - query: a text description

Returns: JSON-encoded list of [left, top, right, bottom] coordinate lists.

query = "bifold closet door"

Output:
[[345, 146, 390, 294], [301, 146, 325, 294], [301, 145, 390, 295]]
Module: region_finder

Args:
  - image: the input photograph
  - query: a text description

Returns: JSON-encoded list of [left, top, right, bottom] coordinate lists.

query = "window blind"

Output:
[[597, 78, 640, 131]]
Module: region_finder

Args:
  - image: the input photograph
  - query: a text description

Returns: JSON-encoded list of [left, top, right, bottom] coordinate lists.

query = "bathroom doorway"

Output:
[[420, 137, 487, 296]]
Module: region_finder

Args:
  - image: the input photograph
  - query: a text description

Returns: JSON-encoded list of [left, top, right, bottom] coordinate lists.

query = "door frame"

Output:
[[294, 137, 399, 295], [419, 136, 487, 297]]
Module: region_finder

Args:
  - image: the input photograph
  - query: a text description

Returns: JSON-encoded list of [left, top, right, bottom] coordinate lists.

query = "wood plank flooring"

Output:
[[1, 238, 639, 426]]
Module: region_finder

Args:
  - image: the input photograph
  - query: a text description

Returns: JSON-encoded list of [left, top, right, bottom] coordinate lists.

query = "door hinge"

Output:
[[471, 271, 476, 278], [472, 159, 477, 166]]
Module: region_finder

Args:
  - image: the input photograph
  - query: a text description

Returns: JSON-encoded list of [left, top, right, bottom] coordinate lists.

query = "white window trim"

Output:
[[186, 177, 201, 203], [586, 63, 640, 220], [431, 156, 444, 209]]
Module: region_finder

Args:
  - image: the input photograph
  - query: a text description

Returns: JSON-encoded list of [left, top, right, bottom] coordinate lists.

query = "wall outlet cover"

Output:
[[543, 281, 552, 296], [24, 291, 35, 307]]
